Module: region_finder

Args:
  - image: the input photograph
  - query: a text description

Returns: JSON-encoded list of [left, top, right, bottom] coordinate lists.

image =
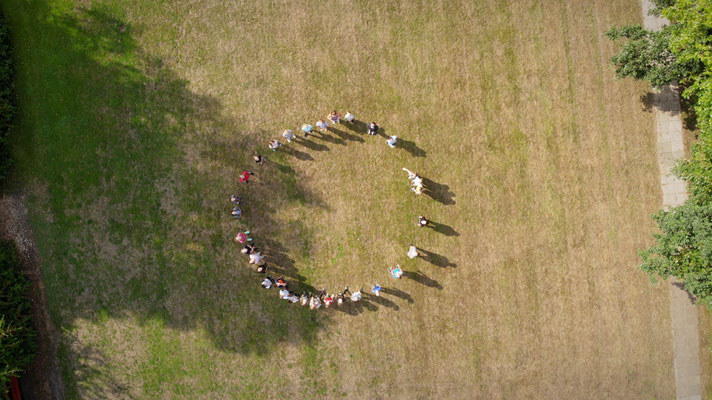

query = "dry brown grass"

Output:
[[7, 0, 677, 398]]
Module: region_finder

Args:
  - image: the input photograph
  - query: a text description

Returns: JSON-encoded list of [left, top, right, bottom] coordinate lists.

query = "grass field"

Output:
[[3, 0, 676, 398]]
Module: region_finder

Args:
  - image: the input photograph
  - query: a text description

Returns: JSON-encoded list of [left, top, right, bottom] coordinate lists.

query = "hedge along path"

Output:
[[0, 193, 65, 400], [641, 1, 702, 399]]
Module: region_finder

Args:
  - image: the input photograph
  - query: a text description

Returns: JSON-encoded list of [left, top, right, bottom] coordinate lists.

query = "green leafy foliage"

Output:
[[605, 25, 688, 87], [624, 0, 712, 305], [0, 240, 36, 388], [640, 202, 712, 306], [0, 11, 14, 184]]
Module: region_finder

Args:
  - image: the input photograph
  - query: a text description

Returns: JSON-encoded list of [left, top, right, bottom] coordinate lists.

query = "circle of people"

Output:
[[230, 110, 431, 310]]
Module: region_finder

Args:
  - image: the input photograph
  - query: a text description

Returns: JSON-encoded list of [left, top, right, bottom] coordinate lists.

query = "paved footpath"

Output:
[[641, 1, 702, 399]]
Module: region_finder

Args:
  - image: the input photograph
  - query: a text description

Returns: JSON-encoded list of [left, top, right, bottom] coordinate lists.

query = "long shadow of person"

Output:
[[350, 119, 369, 134], [422, 177, 456, 205], [402, 270, 443, 289], [328, 126, 364, 143], [311, 130, 346, 146], [366, 293, 400, 310], [282, 145, 314, 161], [426, 220, 460, 237], [381, 287, 414, 303], [294, 136, 329, 152], [397, 138, 426, 157], [417, 247, 457, 268]]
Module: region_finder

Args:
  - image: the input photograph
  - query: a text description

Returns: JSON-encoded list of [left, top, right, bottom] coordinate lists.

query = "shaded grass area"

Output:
[[3, 0, 675, 398]]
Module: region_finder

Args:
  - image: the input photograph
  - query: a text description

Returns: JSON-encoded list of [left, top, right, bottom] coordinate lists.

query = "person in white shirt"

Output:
[[386, 135, 397, 148], [282, 129, 295, 143], [350, 289, 362, 302], [402, 168, 418, 181], [279, 288, 290, 299], [261, 277, 273, 289], [269, 139, 281, 152], [249, 252, 264, 264], [343, 112, 355, 122], [407, 245, 418, 259], [316, 120, 328, 132]]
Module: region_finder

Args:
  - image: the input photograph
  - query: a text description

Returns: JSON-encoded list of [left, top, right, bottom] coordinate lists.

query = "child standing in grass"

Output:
[[367, 122, 379, 136], [269, 139, 281, 151], [231, 207, 242, 219], [371, 283, 382, 297], [407, 245, 418, 259], [327, 110, 342, 124], [386, 135, 397, 148], [316, 119, 328, 132], [418, 216, 429, 227], [390, 265, 403, 279], [239, 171, 253, 183], [344, 112, 355, 123], [301, 123, 313, 137], [253, 155, 266, 164], [282, 129, 295, 143]]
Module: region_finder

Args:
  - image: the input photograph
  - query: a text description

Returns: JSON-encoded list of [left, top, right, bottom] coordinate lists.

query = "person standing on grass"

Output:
[[316, 119, 328, 132], [300, 293, 310, 306], [344, 112, 355, 123], [309, 294, 322, 309], [371, 283, 382, 297], [327, 110, 342, 124], [407, 245, 418, 259], [241, 244, 257, 255], [402, 168, 418, 181], [367, 122, 379, 136], [390, 265, 403, 279], [418, 216, 429, 228], [275, 277, 287, 288], [234, 231, 251, 244], [323, 293, 334, 308], [262, 276, 273, 289], [239, 170, 253, 183], [269, 139, 281, 152], [288, 292, 300, 303], [231, 206, 242, 219], [256, 264, 268, 273], [253, 155, 266, 164], [386, 135, 397, 148], [350, 288, 363, 303], [282, 129, 295, 143], [301, 123, 313, 137], [279, 288, 290, 300], [249, 251, 264, 264], [411, 184, 424, 195], [230, 194, 242, 204]]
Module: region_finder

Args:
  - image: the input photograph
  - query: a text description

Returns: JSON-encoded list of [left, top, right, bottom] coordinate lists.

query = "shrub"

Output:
[[0, 240, 36, 389], [0, 11, 15, 184]]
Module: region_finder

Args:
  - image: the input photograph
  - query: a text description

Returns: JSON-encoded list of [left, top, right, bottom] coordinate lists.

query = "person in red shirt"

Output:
[[239, 171, 253, 183]]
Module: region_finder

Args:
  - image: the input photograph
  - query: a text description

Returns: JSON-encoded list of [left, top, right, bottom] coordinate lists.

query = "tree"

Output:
[[640, 202, 712, 306], [0, 241, 36, 388], [605, 25, 684, 87]]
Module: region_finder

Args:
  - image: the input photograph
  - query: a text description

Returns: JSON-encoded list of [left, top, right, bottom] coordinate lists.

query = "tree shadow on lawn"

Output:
[[20, 1, 330, 373]]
